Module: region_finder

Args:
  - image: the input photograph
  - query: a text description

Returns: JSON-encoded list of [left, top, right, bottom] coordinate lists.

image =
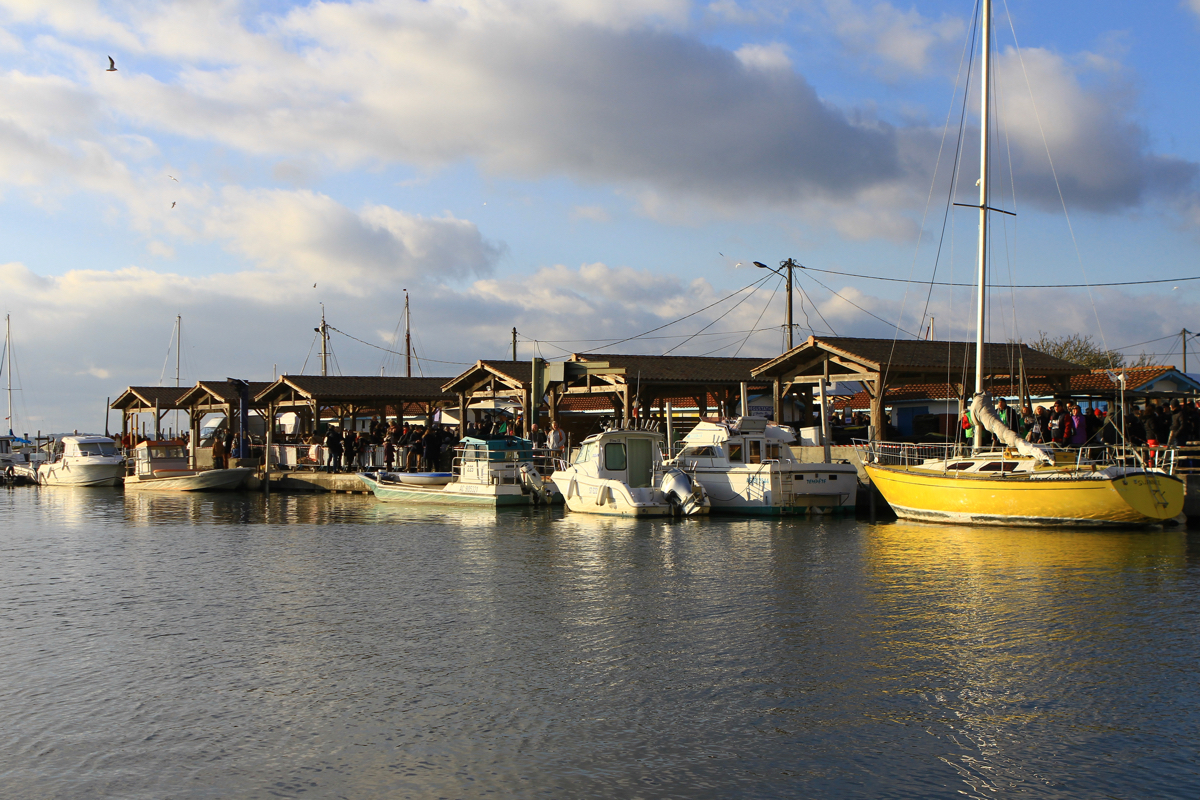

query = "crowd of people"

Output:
[[958, 397, 1200, 449], [309, 414, 569, 473]]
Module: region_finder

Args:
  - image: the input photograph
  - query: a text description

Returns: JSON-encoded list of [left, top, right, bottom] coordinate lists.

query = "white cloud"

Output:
[[1188, 1, 1200, 19], [570, 205, 610, 222], [823, 0, 965, 76], [734, 42, 791, 71]]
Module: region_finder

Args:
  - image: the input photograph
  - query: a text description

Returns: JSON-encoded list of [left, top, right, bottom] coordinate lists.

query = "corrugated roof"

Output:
[[110, 386, 191, 410], [753, 336, 1084, 378], [259, 375, 456, 402]]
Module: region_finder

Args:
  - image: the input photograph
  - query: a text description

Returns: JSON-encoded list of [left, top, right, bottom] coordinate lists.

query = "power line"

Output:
[[798, 264, 1200, 290], [326, 325, 471, 366]]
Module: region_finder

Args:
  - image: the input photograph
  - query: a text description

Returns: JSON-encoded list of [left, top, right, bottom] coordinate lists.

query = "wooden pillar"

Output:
[[458, 392, 466, 437], [189, 412, 200, 469], [548, 386, 560, 425], [622, 386, 631, 425], [869, 378, 887, 442], [772, 378, 782, 423], [696, 394, 708, 419], [523, 385, 532, 438]]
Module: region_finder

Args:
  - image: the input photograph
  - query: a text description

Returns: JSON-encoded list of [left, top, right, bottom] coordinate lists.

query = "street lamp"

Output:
[[754, 259, 799, 351]]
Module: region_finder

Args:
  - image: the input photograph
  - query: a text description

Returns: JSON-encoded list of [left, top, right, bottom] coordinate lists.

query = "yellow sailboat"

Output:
[[859, 0, 1183, 527]]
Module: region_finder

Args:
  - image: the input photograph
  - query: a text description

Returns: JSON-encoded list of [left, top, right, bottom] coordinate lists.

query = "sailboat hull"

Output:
[[865, 463, 1183, 527]]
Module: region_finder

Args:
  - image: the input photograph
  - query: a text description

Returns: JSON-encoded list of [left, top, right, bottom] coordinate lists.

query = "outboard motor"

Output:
[[519, 462, 549, 505], [661, 468, 707, 516]]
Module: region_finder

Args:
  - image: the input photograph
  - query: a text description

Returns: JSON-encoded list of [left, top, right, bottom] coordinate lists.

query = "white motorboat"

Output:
[[664, 416, 858, 515], [360, 435, 548, 507], [123, 439, 252, 491], [37, 435, 126, 487], [551, 427, 709, 517]]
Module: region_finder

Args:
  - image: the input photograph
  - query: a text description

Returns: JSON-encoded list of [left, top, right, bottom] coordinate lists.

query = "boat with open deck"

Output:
[[359, 434, 548, 507], [123, 439, 252, 491]]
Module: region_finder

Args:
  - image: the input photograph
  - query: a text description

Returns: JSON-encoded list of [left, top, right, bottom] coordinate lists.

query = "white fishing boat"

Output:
[[552, 427, 709, 517], [664, 416, 857, 514], [123, 439, 252, 491], [359, 435, 548, 507], [37, 435, 127, 487]]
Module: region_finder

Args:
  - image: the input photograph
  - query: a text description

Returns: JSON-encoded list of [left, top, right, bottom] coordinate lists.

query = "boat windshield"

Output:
[[77, 442, 117, 457]]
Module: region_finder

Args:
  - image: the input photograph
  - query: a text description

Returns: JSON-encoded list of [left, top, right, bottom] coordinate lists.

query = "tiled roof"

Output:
[[570, 353, 772, 384]]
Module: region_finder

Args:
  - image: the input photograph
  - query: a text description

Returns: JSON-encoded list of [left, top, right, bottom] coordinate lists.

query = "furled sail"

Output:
[[970, 392, 1053, 464]]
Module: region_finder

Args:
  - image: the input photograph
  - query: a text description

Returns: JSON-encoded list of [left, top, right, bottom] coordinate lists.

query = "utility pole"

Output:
[[1182, 328, 1191, 374], [512, 327, 518, 361], [404, 290, 412, 378], [754, 259, 798, 351]]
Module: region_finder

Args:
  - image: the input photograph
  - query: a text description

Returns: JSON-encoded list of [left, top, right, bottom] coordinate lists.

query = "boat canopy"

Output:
[[459, 435, 534, 462]]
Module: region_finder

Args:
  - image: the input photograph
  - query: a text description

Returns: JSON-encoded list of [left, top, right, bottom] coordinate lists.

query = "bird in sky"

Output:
[[106, 56, 117, 72], [168, 175, 178, 182], [170, 201, 176, 208]]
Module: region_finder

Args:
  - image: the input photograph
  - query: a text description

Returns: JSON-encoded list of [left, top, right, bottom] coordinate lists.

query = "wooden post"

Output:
[[548, 386, 559, 425], [622, 386, 631, 425], [263, 402, 273, 493], [772, 378, 782, 423], [458, 392, 466, 438], [869, 378, 887, 442], [523, 384, 532, 438]]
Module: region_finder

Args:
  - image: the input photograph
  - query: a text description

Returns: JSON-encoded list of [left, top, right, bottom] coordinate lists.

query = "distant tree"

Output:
[[1024, 331, 1129, 369]]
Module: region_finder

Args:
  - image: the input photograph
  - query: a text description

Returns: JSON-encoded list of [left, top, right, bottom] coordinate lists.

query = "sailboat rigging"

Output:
[[856, 0, 1183, 527]]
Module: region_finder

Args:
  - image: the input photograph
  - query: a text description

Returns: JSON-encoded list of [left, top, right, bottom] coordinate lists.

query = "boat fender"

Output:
[[596, 484, 610, 505]]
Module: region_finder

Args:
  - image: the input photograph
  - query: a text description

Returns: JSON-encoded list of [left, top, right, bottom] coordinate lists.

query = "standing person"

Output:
[[547, 420, 566, 460], [422, 425, 441, 471], [384, 424, 397, 472], [530, 423, 546, 448], [1047, 401, 1073, 446], [325, 425, 343, 472], [1028, 405, 1047, 443], [1168, 401, 1186, 447], [211, 434, 228, 470], [995, 397, 1019, 435], [1068, 404, 1089, 447]]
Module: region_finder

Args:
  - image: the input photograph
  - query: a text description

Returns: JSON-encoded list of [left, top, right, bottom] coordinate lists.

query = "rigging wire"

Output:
[[1002, 0, 1114, 368], [796, 281, 838, 337], [798, 271, 920, 338], [788, 264, 1200, 290], [299, 330, 319, 375], [663, 277, 774, 355], [575, 273, 775, 354], [734, 277, 783, 357]]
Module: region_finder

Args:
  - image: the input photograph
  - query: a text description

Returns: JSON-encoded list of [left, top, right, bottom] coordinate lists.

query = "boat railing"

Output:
[[852, 440, 971, 467]]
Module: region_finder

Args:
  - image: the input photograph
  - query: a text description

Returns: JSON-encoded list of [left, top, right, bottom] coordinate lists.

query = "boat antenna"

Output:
[[405, 290, 412, 378]]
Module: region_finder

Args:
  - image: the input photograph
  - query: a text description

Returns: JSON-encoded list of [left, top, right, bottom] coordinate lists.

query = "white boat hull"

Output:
[[688, 463, 858, 515], [38, 461, 126, 487], [360, 472, 533, 507], [553, 472, 708, 517], [124, 468, 252, 492]]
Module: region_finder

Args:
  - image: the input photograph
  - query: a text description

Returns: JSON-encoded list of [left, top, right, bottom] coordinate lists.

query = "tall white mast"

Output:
[[974, 0, 992, 401], [175, 315, 181, 387], [5, 314, 11, 435]]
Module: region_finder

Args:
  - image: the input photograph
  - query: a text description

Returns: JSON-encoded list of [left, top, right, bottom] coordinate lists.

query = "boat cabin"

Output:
[[455, 435, 534, 485], [133, 440, 191, 478], [61, 435, 120, 459], [571, 430, 664, 489], [0, 437, 11, 457], [672, 417, 797, 470]]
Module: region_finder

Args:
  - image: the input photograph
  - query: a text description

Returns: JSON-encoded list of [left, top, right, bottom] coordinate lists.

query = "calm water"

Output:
[[2, 488, 1199, 799]]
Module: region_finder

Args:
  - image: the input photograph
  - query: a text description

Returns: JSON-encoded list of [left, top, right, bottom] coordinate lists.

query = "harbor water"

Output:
[[2, 488, 1199, 799]]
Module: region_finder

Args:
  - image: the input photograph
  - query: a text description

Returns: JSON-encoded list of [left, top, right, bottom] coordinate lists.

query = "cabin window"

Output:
[[77, 442, 117, 457], [979, 462, 1018, 472], [748, 440, 762, 464], [946, 462, 973, 470], [766, 443, 781, 460], [574, 443, 595, 465], [679, 446, 716, 458], [727, 443, 743, 462], [604, 442, 627, 471]]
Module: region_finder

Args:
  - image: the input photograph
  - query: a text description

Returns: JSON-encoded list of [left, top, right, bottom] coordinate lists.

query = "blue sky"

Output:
[[1, 0, 1199, 432]]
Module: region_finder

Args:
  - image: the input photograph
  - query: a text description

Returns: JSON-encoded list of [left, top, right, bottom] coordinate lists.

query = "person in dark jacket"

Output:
[[324, 426, 343, 472], [1168, 402, 1186, 446], [422, 426, 442, 471], [1047, 401, 1073, 445]]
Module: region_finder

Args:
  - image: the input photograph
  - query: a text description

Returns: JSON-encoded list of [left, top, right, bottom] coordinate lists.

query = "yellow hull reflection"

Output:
[[865, 464, 1183, 527]]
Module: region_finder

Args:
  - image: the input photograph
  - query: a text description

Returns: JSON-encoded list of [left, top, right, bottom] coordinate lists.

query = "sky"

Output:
[[1, 0, 1199, 434]]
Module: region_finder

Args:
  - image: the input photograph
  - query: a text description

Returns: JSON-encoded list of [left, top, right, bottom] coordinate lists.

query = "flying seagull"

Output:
[[107, 56, 117, 72], [168, 175, 178, 182], [170, 202, 176, 208]]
